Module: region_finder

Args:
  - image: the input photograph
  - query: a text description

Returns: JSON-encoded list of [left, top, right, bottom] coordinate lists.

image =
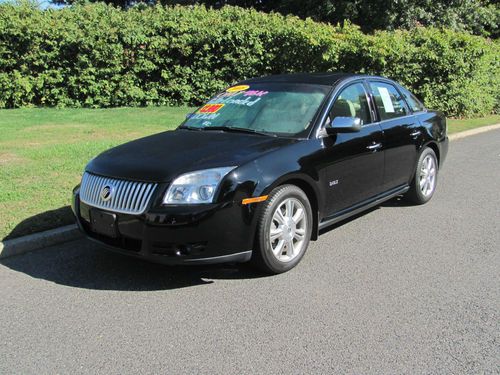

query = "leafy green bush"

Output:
[[0, 3, 498, 116]]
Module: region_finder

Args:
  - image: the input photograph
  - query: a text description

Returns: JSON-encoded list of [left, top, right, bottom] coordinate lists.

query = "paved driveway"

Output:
[[1, 130, 499, 374]]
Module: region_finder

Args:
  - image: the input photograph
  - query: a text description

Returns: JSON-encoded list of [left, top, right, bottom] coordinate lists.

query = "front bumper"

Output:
[[72, 190, 254, 265]]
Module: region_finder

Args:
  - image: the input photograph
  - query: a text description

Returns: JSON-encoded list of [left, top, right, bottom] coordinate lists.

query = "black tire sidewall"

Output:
[[255, 185, 313, 274]]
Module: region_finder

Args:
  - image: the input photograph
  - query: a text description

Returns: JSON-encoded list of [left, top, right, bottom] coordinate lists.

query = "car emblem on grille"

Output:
[[100, 185, 114, 202]]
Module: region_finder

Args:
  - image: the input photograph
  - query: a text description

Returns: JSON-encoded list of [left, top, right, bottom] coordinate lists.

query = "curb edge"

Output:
[[449, 123, 500, 141], [0, 224, 82, 260]]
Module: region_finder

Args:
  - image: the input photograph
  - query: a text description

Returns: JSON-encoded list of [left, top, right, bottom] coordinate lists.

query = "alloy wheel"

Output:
[[419, 154, 437, 197], [269, 198, 308, 263]]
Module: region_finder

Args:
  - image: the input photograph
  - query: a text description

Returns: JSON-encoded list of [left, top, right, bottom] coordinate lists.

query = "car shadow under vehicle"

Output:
[[0, 237, 271, 291], [318, 194, 411, 236], [1, 195, 411, 291]]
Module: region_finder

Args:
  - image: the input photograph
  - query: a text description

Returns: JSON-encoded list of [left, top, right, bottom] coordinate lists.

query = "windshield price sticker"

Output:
[[214, 96, 261, 107], [191, 113, 220, 120], [209, 89, 269, 107], [243, 90, 269, 97], [199, 104, 225, 114], [226, 85, 250, 93]]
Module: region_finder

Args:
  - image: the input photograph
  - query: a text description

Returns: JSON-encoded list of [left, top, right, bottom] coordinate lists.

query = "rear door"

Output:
[[321, 81, 385, 215], [367, 80, 422, 190]]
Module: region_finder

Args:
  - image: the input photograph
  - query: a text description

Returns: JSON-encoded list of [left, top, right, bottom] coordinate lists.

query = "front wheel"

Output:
[[252, 185, 313, 274], [405, 147, 438, 205]]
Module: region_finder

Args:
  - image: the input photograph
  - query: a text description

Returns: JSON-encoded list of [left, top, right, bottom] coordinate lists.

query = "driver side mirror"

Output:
[[325, 116, 362, 134]]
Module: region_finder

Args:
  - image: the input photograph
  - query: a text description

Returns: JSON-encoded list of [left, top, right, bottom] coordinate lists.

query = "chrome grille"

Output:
[[79, 172, 158, 215]]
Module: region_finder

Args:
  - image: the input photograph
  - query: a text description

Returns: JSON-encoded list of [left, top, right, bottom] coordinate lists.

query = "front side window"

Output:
[[182, 83, 330, 137], [369, 82, 408, 121], [330, 83, 371, 125]]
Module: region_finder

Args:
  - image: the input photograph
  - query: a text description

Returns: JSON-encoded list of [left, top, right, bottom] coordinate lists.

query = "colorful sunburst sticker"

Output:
[[198, 103, 225, 114], [226, 85, 250, 93]]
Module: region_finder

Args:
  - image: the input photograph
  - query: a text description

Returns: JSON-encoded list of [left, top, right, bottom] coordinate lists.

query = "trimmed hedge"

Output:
[[0, 3, 498, 116]]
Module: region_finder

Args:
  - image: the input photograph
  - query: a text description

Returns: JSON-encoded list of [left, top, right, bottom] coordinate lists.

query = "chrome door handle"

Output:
[[366, 142, 382, 151], [410, 130, 422, 137]]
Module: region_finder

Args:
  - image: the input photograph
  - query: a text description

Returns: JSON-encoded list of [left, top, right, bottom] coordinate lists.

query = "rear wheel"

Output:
[[405, 147, 438, 205], [252, 185, 313, 274]]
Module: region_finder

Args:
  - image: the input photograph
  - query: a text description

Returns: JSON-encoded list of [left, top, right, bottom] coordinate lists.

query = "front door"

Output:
[[321, 82, 385, 216]]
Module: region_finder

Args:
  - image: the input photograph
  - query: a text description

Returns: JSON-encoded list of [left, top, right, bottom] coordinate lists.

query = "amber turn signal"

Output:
[[241, 195, 269, 205]]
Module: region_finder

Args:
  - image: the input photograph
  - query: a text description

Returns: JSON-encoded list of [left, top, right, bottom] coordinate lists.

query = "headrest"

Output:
[[332, 99, 355, 118]]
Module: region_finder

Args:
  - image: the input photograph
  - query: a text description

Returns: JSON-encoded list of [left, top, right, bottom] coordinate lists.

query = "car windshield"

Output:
[[181, 83, 330, 137]]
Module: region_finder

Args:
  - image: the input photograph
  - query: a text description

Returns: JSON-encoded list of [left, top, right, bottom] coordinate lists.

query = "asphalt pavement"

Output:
[[1, 130, 499, 374]]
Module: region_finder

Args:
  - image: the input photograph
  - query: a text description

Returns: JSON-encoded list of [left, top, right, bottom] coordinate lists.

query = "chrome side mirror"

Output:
[[326, 116, 362, 134]]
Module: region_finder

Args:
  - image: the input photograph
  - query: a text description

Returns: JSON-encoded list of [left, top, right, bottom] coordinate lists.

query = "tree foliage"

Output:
[[51, 0, 500, 38], [267, 0, 500, 38], [0, 3, 498, 116]]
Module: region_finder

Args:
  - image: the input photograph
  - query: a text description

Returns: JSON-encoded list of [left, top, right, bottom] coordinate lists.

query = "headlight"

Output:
[[163, 167, 236, 204]]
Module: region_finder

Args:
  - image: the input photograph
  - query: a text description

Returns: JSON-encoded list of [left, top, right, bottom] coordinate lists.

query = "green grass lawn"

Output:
[[0, 107, 194, 240], [0, 108, 498, 240], [447, 114, 500, 134]]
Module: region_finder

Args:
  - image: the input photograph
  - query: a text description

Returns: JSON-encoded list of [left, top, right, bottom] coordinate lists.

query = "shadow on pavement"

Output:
[[318, 194, 411, 236], [0, 238, 269, 291], [1, 195, 411, 291], [3, 206, 75, 241], [379, 194, 415, 208]]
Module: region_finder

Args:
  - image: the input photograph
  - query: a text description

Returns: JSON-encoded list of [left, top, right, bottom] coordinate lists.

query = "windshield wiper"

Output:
[[202, 126, 276, 137]]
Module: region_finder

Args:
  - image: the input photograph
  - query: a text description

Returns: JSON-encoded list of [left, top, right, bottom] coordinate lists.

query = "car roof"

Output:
[[240, 72, 363, 87]]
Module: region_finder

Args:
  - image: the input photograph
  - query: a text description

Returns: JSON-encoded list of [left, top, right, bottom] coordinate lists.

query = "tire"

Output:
[[405, 147, 438, 205], [252, 184, 313, 274]]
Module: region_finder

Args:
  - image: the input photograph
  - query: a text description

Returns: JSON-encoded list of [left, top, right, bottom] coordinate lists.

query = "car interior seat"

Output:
[[331, 99, 355, 119]]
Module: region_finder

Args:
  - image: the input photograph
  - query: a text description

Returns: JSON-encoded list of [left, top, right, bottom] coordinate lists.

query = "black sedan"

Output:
[[72, 73, 448, 274]]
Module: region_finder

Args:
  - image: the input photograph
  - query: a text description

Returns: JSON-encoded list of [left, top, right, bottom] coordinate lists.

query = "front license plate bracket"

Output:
[[90, 209, 118, 238]]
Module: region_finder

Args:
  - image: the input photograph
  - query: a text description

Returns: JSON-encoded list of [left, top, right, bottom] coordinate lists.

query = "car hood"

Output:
[[86, 128, 297, 182]]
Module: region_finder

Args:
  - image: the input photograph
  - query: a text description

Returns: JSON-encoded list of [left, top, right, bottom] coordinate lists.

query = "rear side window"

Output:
[[369, 82, 408, 121], [399, 86, 425, 112]]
